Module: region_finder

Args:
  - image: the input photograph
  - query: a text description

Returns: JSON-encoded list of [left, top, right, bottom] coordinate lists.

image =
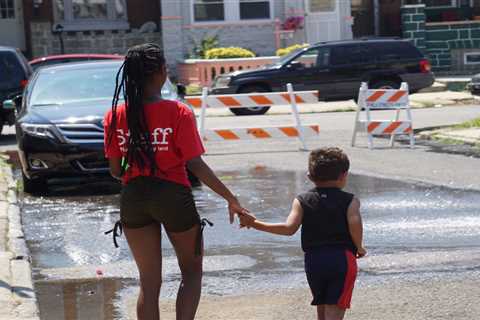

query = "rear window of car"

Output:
[[370, 42, 423, 61], [0, 51, 26, 89], [330, 45, 374, 65]]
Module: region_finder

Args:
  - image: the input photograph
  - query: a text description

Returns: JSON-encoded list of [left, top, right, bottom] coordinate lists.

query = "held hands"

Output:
[[227, 197, 250, 224], [238, 211, 257, 229]]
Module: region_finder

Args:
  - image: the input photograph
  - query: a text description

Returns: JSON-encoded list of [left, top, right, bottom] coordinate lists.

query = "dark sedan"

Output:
[[467, 74, 480, 95], [16, 61, 181, 194]]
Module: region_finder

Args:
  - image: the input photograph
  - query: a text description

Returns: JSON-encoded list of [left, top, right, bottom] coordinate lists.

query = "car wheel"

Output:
[[230, 86, 271, 116], [22, 172, 48, 195], [370, 80, 401, 90]]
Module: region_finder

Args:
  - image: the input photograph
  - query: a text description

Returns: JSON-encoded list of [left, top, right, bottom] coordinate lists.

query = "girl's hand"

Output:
[[239, 212, 257, 228], [227, 197, 249, 224], [356, 247, 367, 258]]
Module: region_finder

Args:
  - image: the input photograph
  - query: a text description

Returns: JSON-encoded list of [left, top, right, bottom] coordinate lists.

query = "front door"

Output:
[[305, 0, 340, 43], [351, 0, 375, 38], [0, 0, 25, 50]]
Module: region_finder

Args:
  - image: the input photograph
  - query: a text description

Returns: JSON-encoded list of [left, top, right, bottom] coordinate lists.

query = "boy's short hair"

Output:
[[308, 147, 350, 182]]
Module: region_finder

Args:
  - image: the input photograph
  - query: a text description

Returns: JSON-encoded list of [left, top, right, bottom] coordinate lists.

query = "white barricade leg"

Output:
[[406, 107, 415, 148], [365, 106, 374, 150], [351, 83, 367, 147], [199, 87, 208, 140], [287, 83, 307, 150], [390, 109, 401, 148]]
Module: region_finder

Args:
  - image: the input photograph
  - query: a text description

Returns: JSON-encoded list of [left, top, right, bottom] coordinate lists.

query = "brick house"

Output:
[[401, 0, 480, 73], [0, 0, 162, 58]]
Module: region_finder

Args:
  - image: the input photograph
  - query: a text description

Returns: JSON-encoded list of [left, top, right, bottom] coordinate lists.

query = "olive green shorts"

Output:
[[120, 176, 201, 232]]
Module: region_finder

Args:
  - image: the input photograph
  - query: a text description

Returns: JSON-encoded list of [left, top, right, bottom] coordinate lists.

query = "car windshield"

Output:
[[29, 65, 176, 106], [269, 48, 305, 67]]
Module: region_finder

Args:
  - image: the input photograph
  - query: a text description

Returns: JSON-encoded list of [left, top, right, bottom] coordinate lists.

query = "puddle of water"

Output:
[[19, 169, 480, 320]]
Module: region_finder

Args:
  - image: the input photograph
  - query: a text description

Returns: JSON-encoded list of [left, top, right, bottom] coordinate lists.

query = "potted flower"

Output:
[[282, 16, 304, 31]]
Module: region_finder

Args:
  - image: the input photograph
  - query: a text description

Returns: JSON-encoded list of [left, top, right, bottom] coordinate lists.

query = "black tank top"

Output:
[[297, 187, 356, 253]]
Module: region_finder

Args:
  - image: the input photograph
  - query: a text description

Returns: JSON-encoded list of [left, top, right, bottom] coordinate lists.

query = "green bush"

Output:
[[276, 43, 309, 56], [205, 47, 256, 59], [189, 35, 219, 59]]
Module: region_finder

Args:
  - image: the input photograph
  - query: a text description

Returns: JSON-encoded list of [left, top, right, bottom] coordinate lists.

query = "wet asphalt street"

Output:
[[4, 104, 479, 319], [18, 169, 480, 320]]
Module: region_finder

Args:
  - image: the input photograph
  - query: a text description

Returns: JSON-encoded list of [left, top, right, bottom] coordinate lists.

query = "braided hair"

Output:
[[108, 43, 166, 174]]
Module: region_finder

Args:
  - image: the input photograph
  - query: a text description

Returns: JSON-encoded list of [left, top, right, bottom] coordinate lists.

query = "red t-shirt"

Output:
[[104, 100, 205, 187]]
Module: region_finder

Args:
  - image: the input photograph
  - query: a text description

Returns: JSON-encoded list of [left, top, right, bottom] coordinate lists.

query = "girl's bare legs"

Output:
[[325, 305, 346, 320], [317, 305, 326, 320], [167, 225, 203, 320], [124, 224, 163, 320]]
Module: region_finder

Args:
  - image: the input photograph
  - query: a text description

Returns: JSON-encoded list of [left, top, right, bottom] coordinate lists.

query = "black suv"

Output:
[[211, 39, 434, 115], [0, 46, 32, 133]]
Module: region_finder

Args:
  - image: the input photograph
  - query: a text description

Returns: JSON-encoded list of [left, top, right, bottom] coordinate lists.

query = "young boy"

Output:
[[239, 147, 366, 320]]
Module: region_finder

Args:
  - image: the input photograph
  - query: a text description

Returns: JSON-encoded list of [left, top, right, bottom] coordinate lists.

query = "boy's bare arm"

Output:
[[347, 198, 366, 257], [239, 199, 303, 236]]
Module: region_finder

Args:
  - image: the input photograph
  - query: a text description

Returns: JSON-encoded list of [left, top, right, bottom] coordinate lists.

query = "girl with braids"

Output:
[[104, 43, 248, 320]]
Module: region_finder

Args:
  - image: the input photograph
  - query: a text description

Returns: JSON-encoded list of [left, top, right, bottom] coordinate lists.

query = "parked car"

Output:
[[29, 53, 123, 71], [211, 39, 435, 115], [467, 74, 480, 95], [0, 46, 32, 134], [12, 60, 197, 194]]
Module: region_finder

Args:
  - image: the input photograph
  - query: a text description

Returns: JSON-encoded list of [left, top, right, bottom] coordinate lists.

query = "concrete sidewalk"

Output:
[[0, 157, 39, 320], [420, 127, 480, 145]]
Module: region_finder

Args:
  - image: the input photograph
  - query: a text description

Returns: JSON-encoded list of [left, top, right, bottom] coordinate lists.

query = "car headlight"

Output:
[[213, 76, 231, 88], [21, 123, 58, 139]]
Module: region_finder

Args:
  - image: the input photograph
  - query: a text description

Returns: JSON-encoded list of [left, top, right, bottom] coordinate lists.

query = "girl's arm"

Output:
[[187, 156, 248, 223], [239, 199, 303, 236], [347, 198, 366, 258]]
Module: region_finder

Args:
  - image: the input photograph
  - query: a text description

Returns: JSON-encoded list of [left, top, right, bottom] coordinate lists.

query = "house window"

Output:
[[54, 0, 128, 31], [423, 0, 456, 7], [0, 0, 15, 19], [193, 0, 225, 22], [309, 0, 336, 12], [464, 52, 480, 65], [239, 0, 270, 20]]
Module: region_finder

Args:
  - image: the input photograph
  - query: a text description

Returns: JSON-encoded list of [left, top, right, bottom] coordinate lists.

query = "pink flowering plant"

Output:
[[282, 16, 304, 31]]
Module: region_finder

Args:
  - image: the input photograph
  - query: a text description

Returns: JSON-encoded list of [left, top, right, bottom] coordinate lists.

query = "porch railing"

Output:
[[177, 56, 279, 87]]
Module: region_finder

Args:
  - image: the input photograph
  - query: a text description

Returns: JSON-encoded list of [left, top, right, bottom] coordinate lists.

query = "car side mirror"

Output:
[[177, 83, 186, 99]]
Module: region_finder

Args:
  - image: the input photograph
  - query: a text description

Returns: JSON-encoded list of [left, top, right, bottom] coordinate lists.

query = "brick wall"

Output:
[[401, 5, 426, 52], [402, 4, 480, 73], [31, 22, 162, 58]]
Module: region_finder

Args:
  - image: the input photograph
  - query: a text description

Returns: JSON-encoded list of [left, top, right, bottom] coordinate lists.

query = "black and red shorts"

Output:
[[304, 247, 357, 309]]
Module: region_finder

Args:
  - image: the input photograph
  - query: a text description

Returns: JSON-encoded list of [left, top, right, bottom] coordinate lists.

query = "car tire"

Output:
[[370, 80, 401, 90], [230, 86, 271, 116], [22, 172, 48, 195]]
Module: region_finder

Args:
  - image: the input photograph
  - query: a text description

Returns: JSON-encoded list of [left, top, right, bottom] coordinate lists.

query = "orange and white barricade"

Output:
[[351, 82, 414, 149], [186, 83, 319, 150]]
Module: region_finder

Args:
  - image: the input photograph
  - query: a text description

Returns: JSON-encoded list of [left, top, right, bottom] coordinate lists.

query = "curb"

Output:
[[0, 163, 40, 320]]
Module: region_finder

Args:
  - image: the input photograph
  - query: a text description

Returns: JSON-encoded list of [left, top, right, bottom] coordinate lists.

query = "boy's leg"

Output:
[[324, 305, 345, 320], [316, 305, 326, 320]]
